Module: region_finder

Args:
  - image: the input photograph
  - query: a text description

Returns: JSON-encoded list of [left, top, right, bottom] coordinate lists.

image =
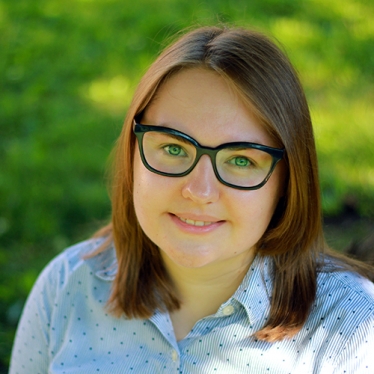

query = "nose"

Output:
[[181, 155, 220, 204]]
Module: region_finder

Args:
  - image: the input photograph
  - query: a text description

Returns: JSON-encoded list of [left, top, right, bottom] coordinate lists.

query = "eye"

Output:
[[227, 156, 252, 168], [163, 144, 187, 157]]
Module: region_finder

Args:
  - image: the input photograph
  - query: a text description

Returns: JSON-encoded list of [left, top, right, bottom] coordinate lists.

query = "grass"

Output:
[[0, 0, 373, 370]]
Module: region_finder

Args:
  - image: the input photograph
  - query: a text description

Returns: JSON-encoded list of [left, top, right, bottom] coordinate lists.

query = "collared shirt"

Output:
[[10, 239, 374, 373]]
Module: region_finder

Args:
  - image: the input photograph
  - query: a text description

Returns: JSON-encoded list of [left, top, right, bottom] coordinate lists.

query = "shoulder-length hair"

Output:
[[94, 26, 371, 341]]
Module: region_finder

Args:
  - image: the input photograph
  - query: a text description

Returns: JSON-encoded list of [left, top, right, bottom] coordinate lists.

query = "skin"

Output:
[[133, 68, 284, 339]]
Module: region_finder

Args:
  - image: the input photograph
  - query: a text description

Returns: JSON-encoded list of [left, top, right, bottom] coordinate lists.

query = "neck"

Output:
[[166, 254, 253, 300], [161, 250, 256, 340]]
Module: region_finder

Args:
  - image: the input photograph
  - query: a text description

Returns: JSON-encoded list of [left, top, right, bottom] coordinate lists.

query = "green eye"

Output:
[[228, 156, 251, 167], [164, 145, 185, 156]]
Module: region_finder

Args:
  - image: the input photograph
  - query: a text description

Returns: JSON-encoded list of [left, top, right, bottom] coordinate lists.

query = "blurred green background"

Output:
[[1, 0, 373, 370]]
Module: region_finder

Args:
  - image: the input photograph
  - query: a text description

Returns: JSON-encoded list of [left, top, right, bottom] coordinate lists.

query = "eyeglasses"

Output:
[[133, 122, 284, 190]]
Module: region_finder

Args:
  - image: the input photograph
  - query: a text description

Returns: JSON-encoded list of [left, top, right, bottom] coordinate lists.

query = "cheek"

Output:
[[133, 149, 151, 223], [234, 177, 283, 230], [133, 149, 173, 223]]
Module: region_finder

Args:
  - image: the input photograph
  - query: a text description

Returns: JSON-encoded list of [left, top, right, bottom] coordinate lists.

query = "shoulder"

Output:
[[33, 238, 116, 297], [291, 265, 374, 371], [313, 266, 374, 347], [317, 263, 374, 308], [316, 263, 374, 319], [9, 238, 115, 373], [316, 269, 374, 371], [16, 237, 116, 340], [50, 237, 110, 268]]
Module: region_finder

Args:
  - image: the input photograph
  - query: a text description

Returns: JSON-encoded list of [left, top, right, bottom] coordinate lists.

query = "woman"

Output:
[[10, 26, 374, 373]]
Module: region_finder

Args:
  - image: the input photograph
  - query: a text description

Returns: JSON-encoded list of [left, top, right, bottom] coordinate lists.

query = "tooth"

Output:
[[178, 216, 214, 226]]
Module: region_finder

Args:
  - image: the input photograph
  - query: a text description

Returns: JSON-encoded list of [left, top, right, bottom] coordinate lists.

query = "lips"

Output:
[[169, 213, 225, 234]]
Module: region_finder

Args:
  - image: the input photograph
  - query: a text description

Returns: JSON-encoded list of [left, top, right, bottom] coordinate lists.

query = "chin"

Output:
[[164, 248, 218, 269]]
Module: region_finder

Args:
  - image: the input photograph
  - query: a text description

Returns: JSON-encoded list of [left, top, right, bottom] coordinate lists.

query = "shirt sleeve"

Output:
[[332, 312, 374, 373], [9, 256, 60, 374]]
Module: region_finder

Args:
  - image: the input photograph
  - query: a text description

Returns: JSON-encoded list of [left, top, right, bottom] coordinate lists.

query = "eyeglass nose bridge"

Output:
[[183, 146, 222, 181]]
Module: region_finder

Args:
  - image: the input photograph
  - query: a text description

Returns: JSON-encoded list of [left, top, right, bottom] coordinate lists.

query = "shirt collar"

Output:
[[230, 254, 274, 325]]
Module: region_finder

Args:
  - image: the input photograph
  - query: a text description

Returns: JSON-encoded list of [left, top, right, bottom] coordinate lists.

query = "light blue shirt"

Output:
[[10, 239, 374, 373]]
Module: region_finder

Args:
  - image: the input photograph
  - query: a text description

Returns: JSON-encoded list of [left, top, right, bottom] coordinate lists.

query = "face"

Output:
[[133, 68, 284, 270]]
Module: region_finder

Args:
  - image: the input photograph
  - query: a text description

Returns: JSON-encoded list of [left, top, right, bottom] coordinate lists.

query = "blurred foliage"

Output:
[[0, 0, 373, 370]]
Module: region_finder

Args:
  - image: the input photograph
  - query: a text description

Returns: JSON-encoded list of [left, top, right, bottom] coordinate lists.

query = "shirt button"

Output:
[[171, 350, 178, 362], [222, 305, 235, 316]]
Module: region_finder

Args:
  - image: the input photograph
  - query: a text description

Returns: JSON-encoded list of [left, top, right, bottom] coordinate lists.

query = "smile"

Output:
[[177, 216, 213, 226]]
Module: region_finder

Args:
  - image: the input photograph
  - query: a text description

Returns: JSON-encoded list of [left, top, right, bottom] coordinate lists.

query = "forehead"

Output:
[[142, 68, 278, 148]]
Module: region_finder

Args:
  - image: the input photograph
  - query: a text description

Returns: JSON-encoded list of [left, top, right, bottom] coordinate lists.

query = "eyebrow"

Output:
[[158, 130, 194, 145]]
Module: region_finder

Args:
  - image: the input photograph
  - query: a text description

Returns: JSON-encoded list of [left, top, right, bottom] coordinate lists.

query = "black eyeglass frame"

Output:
[[133, 122, 285, 190]]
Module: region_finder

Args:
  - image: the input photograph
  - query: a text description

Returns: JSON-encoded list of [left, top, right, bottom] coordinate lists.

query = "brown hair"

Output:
[[94, 26, 373, 341]]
